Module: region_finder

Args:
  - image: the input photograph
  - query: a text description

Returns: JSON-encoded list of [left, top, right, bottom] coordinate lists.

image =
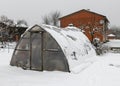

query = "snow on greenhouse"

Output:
[[10, 24, 96, 73]]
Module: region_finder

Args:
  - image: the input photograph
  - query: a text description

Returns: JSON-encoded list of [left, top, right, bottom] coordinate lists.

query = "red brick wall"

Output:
[[60, 10, 106, 42]]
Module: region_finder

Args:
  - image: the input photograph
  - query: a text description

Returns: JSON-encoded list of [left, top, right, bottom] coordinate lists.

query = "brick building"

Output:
[[59, 9, 109, 42]]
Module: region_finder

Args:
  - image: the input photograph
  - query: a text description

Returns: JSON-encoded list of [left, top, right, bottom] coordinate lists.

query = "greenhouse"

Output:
[[10, 24, 95, 73]]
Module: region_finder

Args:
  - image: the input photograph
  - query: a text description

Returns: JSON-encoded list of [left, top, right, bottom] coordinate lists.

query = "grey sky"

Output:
[[0, 0, 120, 27]]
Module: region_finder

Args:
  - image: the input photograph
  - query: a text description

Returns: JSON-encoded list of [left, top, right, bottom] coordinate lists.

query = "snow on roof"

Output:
[[41, 25, 96, 73], [107, 34, 115, 37], [16, 24, 28, 28], [25, 24, 96, 73]]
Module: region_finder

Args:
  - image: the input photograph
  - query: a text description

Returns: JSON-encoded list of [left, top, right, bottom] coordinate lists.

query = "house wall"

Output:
[[60, 10, 108, 42]]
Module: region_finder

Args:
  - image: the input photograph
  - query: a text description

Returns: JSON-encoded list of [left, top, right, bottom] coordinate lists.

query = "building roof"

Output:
[[107, 34, 115, 37], [59, 9, 109, 22]]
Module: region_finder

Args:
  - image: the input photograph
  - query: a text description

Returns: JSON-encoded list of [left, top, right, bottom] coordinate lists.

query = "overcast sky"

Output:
[[0, 0, 120, 27]]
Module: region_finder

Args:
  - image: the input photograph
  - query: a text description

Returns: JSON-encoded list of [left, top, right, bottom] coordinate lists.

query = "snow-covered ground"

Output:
[[0, 42, 120, 86]]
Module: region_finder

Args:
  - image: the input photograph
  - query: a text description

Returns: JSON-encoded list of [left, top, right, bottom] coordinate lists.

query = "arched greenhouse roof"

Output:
[[12, 24, 96, 73]]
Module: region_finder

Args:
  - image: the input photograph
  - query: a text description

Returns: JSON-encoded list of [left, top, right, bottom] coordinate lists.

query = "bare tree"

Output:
[[6, 19, 14, 26], [42, 15, 51, 25], [0, 15, 28, 43], [0, 15, 14, 26], [42, 11, 61, 27], [51, 11, 61, 26], [17, 19, 28, 27], [0, 15, 9, 23]]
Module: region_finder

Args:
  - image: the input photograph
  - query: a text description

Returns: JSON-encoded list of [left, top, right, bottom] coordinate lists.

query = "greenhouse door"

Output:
[[31, 32, 43, 71]]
